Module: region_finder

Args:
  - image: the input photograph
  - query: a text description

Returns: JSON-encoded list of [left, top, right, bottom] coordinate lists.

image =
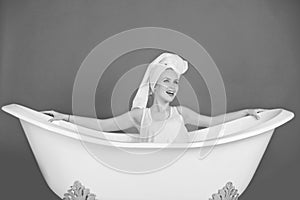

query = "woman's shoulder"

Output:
[[173, 106, 183, 115], [129, 108, 147, 124], [173, 106, 194, 120]]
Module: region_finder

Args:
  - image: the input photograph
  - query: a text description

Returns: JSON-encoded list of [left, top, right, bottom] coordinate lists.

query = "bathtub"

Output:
[[2, 104, 294, 200]]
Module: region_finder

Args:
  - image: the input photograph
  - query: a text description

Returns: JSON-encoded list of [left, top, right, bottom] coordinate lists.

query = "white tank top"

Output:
[[138, 106, 189, 143]]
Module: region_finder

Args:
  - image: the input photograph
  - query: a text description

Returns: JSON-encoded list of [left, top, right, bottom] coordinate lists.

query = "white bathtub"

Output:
[[2, 104, 294, 200]]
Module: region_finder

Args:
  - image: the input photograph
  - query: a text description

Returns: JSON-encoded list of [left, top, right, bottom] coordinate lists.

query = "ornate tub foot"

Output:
[[63, 181, 98, 200], [209, 181, 239, 200]]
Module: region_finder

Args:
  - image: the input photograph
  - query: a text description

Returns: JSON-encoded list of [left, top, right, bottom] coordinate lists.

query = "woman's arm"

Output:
[[68, 109, 142, 132], [43, 109, 142, 132], [210, 109, 248, 126], [178, 106, 257, 127]]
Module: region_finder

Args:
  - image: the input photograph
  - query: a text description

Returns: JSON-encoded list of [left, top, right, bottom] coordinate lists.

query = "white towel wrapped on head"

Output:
[[131, 52, 188, 110]]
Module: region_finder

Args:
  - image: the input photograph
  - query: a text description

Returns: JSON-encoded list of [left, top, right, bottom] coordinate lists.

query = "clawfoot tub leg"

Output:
[[63, 181, 98, 200], [62, 180, 239, 200], [209, 182, 239, 200]]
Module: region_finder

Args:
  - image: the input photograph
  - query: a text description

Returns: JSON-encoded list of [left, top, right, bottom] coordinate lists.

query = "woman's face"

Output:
[[154, 68, 179, 102]]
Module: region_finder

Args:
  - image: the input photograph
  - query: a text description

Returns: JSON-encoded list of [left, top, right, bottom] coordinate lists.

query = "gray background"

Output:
[[0, 0, 299, 199]]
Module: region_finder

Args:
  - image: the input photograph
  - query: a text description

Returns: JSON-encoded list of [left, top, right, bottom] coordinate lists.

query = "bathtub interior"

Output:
[[2, 104, 293, 145], [51, 109, 279, 142]]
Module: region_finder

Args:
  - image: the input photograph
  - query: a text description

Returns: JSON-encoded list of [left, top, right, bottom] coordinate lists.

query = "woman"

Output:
[[42, 52, 265, 143]]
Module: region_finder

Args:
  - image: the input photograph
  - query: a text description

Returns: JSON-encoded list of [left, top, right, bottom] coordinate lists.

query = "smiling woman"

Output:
[[41, 52, 266, 143]]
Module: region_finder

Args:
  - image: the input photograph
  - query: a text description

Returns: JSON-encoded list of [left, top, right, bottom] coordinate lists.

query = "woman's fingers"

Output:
[[257, 108, 265, 113], [41, 110, 58, 122], [251, 108, 272, 119], [254, 109, 261, 119], [41, 110, 55, 115], [40, 110, 63, 122], [255, 114, 260, 120], [255, 108, 267, 119], [248, 109, 261, 120], [42, 112, 54, 117], [48, 117, 61, 122]]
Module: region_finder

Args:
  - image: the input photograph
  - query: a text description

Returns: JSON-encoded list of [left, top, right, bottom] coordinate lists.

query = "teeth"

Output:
[[166, 91, 174, 96]]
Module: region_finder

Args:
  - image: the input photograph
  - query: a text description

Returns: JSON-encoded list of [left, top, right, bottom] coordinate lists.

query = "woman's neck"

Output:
[[152, 97, 170, 112]]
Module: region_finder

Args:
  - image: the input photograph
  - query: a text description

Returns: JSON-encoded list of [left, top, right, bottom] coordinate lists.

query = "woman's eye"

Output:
[[164, 80, 169, 82]]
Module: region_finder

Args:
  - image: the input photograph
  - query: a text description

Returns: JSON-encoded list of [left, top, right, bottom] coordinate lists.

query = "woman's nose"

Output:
[[168, 85, 176, 90]]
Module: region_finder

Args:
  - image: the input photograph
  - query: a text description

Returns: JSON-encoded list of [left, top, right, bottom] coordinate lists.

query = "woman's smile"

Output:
[[165, 89, 175, 97]]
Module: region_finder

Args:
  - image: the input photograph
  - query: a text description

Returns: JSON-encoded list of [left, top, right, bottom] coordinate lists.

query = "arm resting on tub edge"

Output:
[[211, 109, 248, 126], [68, 109, 141, 132], [178, 106, 248, 127]]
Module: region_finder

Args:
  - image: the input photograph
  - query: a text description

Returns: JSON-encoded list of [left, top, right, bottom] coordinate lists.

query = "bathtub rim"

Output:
[[1, 103, 294, 149]]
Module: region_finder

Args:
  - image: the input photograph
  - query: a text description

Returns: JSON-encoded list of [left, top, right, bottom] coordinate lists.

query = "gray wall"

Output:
[[0, 0, 299, 199]]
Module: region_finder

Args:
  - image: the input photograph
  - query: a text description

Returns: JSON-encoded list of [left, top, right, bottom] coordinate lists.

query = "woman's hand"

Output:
[[41, 110, 69, 122], [245, 108, 267, 120]]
